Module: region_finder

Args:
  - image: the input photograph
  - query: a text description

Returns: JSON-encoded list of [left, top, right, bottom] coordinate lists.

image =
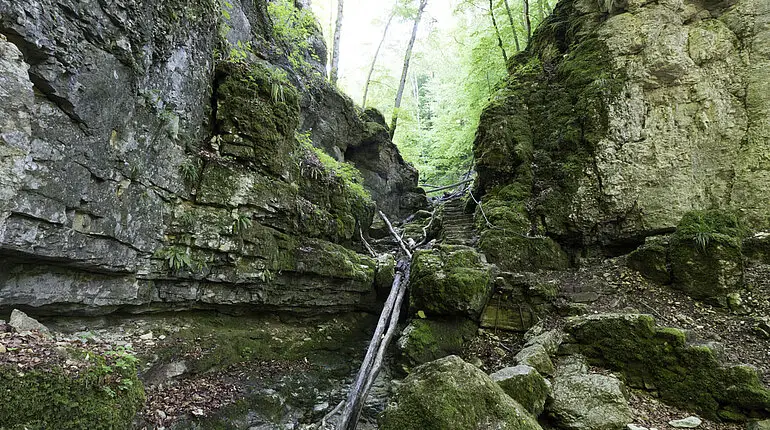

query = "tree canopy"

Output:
[[312, 0, 556, 186]]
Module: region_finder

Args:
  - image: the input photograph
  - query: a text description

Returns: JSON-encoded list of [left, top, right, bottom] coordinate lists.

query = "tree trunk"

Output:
[[488, 0, 508, 64], [523, 0, 531, 43], [330, 0, 344, 85], [502, 0, 521, 52], [362, 11, 395, 108], [537, 0, 547, 23], [390, 0, 428, 140]]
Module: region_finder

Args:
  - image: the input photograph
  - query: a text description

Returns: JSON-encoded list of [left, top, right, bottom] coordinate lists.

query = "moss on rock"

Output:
[[397, 318, 478, 370], [215, 61, 299, 176], [627, 236, 671, 284], [479, 230, 570, 272], [491, 365, 550, 416], [0, 349, 144, 429], [670, 210, 745, 305], [379, 355, 543, 430], [564, 313, 770, 421], [409, 245, 493, 320]]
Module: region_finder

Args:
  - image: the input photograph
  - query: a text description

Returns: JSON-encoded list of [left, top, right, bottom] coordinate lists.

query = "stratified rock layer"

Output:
[[0, 0, 422, 315], [474, 0, 770, 249]]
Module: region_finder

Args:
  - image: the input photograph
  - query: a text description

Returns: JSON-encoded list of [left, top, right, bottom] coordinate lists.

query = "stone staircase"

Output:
[[442, 198, 477, 247]]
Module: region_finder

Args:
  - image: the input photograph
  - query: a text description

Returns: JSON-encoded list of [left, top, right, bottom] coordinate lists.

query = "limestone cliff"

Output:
[[474, 0, 770, 251], [0, 0, 424, 315]]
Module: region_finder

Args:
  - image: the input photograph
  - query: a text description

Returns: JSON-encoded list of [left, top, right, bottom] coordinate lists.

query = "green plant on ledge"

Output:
[[155, 246, 193, 271], [675, 210, 747, 252], [232, 212, 253, 234]]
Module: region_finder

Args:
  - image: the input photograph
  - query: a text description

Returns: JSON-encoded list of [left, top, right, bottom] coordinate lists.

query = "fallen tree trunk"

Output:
[[337, 210, 412, 430], [339, 259, 410, 429]]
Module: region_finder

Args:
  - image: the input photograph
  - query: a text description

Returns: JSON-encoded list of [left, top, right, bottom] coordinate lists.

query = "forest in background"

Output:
[[308, 0, 557, 186]]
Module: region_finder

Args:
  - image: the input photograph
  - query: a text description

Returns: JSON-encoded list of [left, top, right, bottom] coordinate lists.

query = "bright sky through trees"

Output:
[[311, 0, 554, 185]]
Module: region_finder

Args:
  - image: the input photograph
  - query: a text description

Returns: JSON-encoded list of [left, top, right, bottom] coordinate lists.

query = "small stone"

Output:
[[668, 416, 702, 428], [192, 408, 204, 417], [9, 309, 50, 335], [155, 409, 167, 420], [139, 332, 153, 340], [313, 401, 329, 412], [747, 419, 770, 430], [627, 425, 649, 430], [0, 344, 6, 353]]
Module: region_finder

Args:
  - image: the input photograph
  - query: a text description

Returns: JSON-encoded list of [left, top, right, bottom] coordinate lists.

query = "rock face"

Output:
[[563, 313, 770, 421], [0, 0, 423, 315], [379, 355, 543, 430], [473, 0, 770, 249]]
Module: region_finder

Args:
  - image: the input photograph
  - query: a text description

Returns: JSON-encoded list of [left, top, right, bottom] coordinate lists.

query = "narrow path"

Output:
[[442, 198, 477, 246]]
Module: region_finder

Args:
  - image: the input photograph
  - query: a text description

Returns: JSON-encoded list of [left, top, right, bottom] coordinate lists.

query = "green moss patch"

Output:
[[379, 355, 543, 430], [0, 345, 144, 429], [564, 313, 770, 421], [409, 245, 493, 320], [397, 318, 478, 370]]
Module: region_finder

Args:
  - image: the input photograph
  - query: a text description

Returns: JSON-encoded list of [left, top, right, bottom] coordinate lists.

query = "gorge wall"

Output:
[[474, 0, 770, 252], [0, 0, 425, 316]]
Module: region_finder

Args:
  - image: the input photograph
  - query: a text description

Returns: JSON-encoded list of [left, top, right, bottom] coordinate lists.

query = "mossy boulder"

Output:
[[396, 318, 478, 370], [409, 245, 493, 320], [563, 313, 770, 421], [515, 343, 555, 376], [479, 230, 570, 272], [547, 355, 632, 430], [670, 210, 745, 305], [491, 365, 550, 416], [0, 349, 144, 429], [475, 187, 570, 272], [627, 236, 671, 284], [379, 355, 543, 430]]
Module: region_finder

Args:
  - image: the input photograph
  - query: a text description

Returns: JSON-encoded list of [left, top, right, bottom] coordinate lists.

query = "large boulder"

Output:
[[563, 313, 770, 421], [396, 318, 477, 370], [473, 0, 770, 248], [379, 355, 542, 430], [8, 309, 49, 334], [669, 210, 745, 305], [491, 365, 550, 416], [409, 245, 493, 320], [547, 355, 632, 430]]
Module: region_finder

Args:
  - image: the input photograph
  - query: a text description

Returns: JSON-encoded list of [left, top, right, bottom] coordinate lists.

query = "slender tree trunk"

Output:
[[502, 0, 521, 52], [537, 0, 547, 23], [390, 0, 428, 140], [488, 0, 508, 64], [523, 0, 531, 43], [362, 11, 395, 108], [328, 0, 333, 70], [330, 0, 344, 85]]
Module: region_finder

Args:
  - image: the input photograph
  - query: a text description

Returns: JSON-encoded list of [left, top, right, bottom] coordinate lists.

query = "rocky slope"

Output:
[[473, 0, 770, 252], [0, 0, 425, 316]]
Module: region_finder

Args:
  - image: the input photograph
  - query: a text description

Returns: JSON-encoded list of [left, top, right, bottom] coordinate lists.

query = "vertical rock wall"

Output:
[[474, 0, 770, 249], [0, 0, 423, 315]]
